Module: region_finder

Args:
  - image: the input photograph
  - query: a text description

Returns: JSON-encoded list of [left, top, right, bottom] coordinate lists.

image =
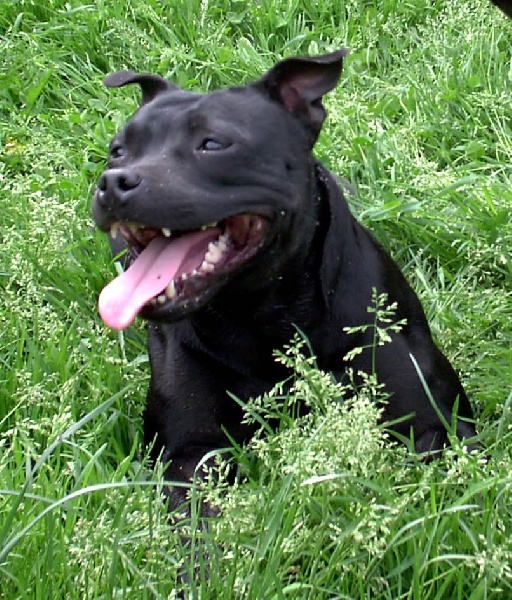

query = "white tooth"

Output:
[[149, 298, 157, 306], [162, 227, 171, 237], [201, 222, 218, 230], [191, 269, 199, 276], [127, 223, 139, 233], [200, 260, 214, 272], [110, 223, 120, 239], [205, 243, 222, 264], [165, 280, 176, 298], [157, 294, 166, 304], [181, 273, 188, 281]]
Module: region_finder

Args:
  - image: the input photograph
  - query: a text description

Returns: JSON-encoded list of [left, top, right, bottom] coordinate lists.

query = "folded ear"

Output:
[[254, 49, 349, 141], [103, 70, 179, 105]]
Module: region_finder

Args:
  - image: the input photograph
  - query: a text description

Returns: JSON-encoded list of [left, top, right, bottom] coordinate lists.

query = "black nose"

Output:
[[96, 168, 142, 205]]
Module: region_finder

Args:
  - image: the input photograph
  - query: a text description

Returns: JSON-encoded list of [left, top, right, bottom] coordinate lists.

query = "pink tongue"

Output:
[[98, 229, 220, 330]]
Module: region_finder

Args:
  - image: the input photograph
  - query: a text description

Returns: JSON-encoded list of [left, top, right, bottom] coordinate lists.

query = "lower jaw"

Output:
[[139, 274, 229, 323]]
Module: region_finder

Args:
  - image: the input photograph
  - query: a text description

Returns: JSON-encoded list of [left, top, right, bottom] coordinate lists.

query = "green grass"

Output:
[[1, 0, 511, 597]]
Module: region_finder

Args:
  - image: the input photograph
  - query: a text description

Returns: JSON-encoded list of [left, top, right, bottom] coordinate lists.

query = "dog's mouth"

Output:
[[98, 213, 272, 330]]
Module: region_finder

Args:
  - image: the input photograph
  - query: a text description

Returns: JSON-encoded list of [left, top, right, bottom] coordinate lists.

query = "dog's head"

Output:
[[93, 50, 349, 330]]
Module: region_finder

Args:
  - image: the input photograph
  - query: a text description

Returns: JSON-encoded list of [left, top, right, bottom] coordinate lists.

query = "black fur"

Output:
[[93, 51, 475, 515]]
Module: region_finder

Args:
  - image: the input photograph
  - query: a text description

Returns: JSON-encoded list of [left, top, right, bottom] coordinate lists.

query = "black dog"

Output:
[[93, 50, 475, 514], [491, 0, 512, 18]]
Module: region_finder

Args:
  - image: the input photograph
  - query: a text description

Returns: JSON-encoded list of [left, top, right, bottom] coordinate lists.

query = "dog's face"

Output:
[[93, 50, 348, 330]]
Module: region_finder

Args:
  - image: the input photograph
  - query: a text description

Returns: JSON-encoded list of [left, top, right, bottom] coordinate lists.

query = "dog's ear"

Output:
[[104, 71, 178, 105], [255, 49, 349, 140]]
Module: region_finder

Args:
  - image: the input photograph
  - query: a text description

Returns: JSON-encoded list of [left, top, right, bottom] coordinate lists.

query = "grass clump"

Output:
[[1, 0, 511, 597], [195, 336, 511, 599]]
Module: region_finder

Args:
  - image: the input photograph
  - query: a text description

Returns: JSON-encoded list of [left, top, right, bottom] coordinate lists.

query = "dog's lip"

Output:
[[109, 221, 219, 248], [107, 208, 275, 239], [107, 208, 276, 250]]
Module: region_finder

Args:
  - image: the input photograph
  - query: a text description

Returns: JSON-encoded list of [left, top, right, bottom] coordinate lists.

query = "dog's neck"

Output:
[[181, 162, 356, 374]]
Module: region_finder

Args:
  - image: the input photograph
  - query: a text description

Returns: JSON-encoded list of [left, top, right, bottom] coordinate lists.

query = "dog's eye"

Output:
[[110, 144, 125, 159], [198, 138, 226, 151]]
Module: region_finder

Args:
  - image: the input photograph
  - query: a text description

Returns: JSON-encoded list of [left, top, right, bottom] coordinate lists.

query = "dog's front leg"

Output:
[[144, 403, 230, 520], [160, 448, 224, 520], [144, 323, 247, 520]]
